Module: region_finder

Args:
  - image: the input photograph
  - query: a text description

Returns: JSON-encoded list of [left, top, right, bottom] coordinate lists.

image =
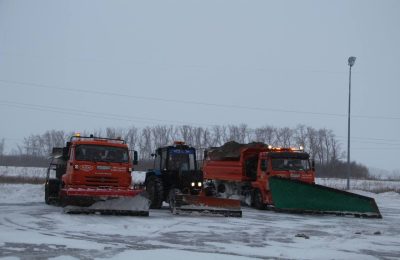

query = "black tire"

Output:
[[45, 179, 60, 205], [252, 189, 266, 210], [204, 183, 216, 197], [45, 183, 50, 205], [146, 176, 164, 209], [217, 183, 226, 194]]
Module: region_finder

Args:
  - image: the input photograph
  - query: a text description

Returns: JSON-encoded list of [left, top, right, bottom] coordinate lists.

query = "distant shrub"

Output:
[[316, 159, 370, 179], [0, 176, 45, 184]]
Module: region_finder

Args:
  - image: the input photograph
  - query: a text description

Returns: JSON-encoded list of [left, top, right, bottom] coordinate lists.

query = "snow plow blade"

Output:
[[61, 188, 150, 216], [269, 176, 382, 218], [172, 194, 242, 217]]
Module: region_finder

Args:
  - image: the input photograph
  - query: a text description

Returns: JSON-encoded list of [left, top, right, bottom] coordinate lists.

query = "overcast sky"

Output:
[[0, 0, 399, 172]]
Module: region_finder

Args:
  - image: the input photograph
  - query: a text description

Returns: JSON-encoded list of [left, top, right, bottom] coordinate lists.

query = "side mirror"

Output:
[[133, 151, 138, 165], [151, 153, 157, 157], [62, 147, 69, 159]]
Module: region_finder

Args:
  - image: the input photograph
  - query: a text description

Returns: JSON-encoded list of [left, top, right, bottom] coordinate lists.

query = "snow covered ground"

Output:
[[0, 183, 399, 260], [0, 166, 47, 179]]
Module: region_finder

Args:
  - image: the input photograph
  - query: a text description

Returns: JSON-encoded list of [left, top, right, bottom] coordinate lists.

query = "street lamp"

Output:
[[347, 56, 356, 190]]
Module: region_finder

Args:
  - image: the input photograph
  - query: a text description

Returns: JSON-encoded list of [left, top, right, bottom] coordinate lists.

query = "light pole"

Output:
[[347, 56, 356, 190]]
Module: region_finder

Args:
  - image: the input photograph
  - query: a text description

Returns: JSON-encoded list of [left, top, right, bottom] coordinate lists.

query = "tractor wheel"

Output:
[[252, 189, 266, 210], [146, 176, 164, 209]]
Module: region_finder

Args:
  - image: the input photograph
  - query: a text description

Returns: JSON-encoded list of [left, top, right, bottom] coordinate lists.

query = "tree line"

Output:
[[0, 124, 369, 178]]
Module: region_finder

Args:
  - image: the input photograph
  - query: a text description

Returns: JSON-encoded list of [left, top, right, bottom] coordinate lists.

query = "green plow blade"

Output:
[[269, 176, 382, 218]]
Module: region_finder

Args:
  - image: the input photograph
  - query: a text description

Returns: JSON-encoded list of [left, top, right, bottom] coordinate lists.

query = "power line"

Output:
[[2, 99, 399, 147], [0, 100, 218, 127], [1, 78, 399, 120], [352, 147, 400, 151], [336, 135, 400, 144]]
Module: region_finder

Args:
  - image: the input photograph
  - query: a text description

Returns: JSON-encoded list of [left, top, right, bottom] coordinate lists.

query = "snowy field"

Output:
[[0, 184, 400, 259], [0, 166, 47, 179]]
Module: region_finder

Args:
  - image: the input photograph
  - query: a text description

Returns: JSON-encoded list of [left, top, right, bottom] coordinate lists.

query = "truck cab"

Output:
[[253, 148, 315, 206], [45, 134, 141, 208], [61, 135, 137, 189]]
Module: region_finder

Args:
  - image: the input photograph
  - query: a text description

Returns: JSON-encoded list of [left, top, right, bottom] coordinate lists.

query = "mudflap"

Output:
[[62, 189, 150, 216], [269, 176, 382, 218], [172, 194, 242, 217]]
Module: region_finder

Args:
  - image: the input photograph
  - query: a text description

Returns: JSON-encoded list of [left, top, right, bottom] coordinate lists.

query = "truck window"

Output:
[[75, 145, 129, 163], [271, 158, 310, 171]]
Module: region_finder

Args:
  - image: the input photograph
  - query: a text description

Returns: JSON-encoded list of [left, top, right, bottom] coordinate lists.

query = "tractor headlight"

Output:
[[191, 182, 195, 187], [197, 182, 202, 187]]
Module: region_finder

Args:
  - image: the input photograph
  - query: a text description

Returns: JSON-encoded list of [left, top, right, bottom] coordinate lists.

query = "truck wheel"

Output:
[[45, 183, 50, 205], [204, 183, 216, 196], [45, 179, 60, 205], [146, 176, 164, 209], [252, 189, 266, 210]]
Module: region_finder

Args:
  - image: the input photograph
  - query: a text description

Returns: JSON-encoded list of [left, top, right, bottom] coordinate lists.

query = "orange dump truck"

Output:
[[203, 141, 381, 218]]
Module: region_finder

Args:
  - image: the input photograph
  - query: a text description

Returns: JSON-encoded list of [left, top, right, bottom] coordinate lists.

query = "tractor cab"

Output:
[[153, 142, 202, 193]]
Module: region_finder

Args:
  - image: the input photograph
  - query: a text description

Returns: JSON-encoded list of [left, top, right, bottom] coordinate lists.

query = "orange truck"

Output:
[[45, 134, 149, 215], [203, 141, 381, 217], [203, 142, 314, 209]]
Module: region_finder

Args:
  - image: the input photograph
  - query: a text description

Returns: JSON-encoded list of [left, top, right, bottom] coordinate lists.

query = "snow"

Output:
[[1, 183, 400, 259], [316, 178, 400, 193], [0, 166, 47, 178], [65, 194, 150, 213], [1, 167, 400, 259]]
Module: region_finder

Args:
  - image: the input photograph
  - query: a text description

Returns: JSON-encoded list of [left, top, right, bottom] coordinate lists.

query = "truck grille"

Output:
[[85, 176, 119, 187]]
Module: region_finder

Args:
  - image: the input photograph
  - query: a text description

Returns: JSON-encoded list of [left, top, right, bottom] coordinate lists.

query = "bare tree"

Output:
[[139, 127, 153, 159], [12, 124, 352, 175], [179, 125, 194, 145], [105, 127, 125, 139], [306, 127, 318, 162], [275, 127, 293, 147], [125, 126, 140, 150], [210, 125, 223, 146], [253, 126, 276, 145], [152, 125, 172, 148], [293, 124, 307, 149]]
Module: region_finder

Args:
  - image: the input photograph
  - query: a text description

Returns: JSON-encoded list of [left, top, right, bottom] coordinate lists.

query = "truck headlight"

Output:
[[197, 182, 202, 187], [191, 182, 195, 187]]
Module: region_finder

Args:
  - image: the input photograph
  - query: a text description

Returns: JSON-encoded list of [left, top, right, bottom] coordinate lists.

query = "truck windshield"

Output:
[[75, 145, 129, 163], [271, 158, 310, 171]]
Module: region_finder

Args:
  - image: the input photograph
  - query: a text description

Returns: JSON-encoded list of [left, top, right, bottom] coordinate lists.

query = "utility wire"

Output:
[[2, 100, 399, 145], [0, 100, 217, 127], [1, 79, 399, 120]]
